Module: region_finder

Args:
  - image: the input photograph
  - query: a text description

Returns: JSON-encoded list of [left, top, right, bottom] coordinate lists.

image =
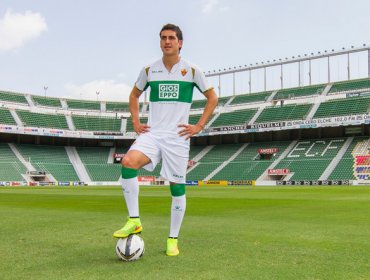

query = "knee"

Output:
[[121, 156, 138, 179], [122, 155, 138, 169]]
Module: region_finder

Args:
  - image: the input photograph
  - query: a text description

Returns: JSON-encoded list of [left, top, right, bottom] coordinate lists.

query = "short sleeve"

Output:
[[134, 67, 149, 91], [193, 66, 213, 94]]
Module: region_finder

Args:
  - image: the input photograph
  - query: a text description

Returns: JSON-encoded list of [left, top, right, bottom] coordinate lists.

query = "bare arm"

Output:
[[178, 88, 218, 139], [129, 86, 150, 134]]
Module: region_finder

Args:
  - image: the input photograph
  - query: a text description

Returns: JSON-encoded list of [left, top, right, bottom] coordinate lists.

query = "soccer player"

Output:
[[113, 23, 218, 256]]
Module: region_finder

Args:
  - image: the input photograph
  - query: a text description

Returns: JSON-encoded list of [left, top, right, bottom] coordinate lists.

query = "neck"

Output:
[[162, 54, 180, 72]]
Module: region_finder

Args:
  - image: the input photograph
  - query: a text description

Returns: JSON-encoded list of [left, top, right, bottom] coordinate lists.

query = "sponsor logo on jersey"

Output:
[[181, 69, 188, 76], [159, 84, 180, 99], [172, 173, 184, 179]]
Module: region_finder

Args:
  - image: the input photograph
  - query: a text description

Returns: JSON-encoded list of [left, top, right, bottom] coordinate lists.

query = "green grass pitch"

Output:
[[0, 186, 370, 280]]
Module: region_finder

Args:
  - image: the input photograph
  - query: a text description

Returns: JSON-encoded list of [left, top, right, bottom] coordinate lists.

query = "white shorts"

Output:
[[129, 132, 189, 183]]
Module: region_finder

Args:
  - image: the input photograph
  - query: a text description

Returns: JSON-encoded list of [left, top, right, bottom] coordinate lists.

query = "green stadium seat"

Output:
[[273, 84, 325, 100], [76, 147, 121, 181], [32, 96, 62, 108], [189, 145, 205, 159], [211, 108, 257, 127], [0, 91, 28, 104], [329, 137, 369, 180], [256, 104, 312, 123], [17, 110, 69, 129], [187, 144, 242, 180], [188, 114, 202, 125], [16, 144, 79, 181], [125, 117, 148, 132], [191, 96, 230, 110], [229, 91, 271, 105], [72, 115, 121, 131], [211, 142, 290, 180], [0, 108, 17, 125], [218, 96, 232, 106], [67, 99, 101, 110], [106, 102, 130, 112], [314, 97, 370, 118], [329, 78, 370, 94], [275, 139, 346, 180], [0, 143, 27, 181], [191, 99, 207, 110]]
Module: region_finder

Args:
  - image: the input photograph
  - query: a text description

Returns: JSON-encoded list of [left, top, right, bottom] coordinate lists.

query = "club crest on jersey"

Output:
[[159, 84, 179, 99], [181, 69, 188, 76]]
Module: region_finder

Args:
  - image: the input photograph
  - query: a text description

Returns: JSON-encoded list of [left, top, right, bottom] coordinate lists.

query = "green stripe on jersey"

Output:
[[149, 81, 195, 103]]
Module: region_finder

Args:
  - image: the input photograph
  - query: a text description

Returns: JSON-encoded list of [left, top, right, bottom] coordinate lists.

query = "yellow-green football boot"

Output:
[[113, 217, 142, 238], [166, 238, 179, 256]]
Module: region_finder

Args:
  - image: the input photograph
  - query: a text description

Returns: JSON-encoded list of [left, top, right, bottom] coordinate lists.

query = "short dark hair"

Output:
[[159, 23, 183, 41]]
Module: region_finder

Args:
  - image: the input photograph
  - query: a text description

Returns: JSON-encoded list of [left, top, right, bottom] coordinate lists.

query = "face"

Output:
[[160, 29, 183, 56]]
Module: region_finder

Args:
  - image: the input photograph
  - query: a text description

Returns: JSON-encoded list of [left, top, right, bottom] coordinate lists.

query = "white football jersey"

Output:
[[135, 58, 212, 135]]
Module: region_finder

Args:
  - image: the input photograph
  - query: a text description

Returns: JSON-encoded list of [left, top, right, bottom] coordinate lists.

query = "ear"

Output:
[[178, 40, 183, 48]]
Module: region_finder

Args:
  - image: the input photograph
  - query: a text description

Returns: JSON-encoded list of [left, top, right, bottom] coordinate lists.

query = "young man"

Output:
[[113, 23, 218, 256]]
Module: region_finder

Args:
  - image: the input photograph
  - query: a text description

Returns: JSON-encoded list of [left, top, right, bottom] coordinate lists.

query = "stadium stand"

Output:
[[76, 147, 121, 181], [191, 96, 230, 110], [15, 144, 79, 181], [274, 139, 346, 180], [328, 137, 368, 180], [217, 96, 232, 106], [66, 99, 101, 110], [210, 108, 257, 127], [125, 117, 148, 132], [0, 90, 28, 104], [2, 72, 370, 184], [17, 110, 69, 129], [187, 144, 242, 180], [0, 108, 17, 125], [0, 137, 368, 182], [189, 145, 205, 159], [191, 99, 207, 110], [211, 141, 290, 180], [229, 91, 271, 105], [188, 114, 202, 125], [0, 143, 27, 181], [255, 103, 312, 123], [273, 84, 325, 100], [106, 102, 130, 112], [32, 96, 62, 108], [313, 96, 370, 118], [72, 115, 121, 131], [329, 77, 370, 94]]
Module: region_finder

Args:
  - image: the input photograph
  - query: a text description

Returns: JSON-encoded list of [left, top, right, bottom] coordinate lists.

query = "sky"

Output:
[[1, 0, 370, 102]]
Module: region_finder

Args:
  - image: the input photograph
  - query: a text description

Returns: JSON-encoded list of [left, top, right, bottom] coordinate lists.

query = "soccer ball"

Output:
[[116, 235, 145, 262]]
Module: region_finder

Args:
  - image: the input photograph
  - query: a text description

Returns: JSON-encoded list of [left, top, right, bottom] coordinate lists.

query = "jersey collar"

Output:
[[161, 57, 182, 74]]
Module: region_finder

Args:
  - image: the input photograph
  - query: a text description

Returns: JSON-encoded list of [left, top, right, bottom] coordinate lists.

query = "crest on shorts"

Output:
[[181, 69, 188, 76]]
